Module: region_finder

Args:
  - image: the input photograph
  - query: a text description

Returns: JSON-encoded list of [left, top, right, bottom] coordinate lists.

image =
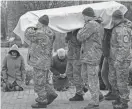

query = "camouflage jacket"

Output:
[[77, 20, 104, 65], [65, 32, 81, 60], [110, 19, 132, 62], [25, 26, 55, 70]]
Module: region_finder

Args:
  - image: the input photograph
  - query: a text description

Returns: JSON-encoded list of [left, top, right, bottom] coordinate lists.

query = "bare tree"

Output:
[[1, 0, 8, 40]]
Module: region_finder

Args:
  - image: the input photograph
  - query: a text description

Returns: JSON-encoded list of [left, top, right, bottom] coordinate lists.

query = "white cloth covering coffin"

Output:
[[13, 1, 127, 44]]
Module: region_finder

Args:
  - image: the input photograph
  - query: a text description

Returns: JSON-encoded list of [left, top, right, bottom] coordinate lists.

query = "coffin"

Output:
[[13, 1, 127, 44]]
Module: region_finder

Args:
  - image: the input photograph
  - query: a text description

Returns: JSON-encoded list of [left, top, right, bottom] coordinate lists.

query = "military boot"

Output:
[[99, 92, 104, 102], [112, 98, 121, 105], [105, 93, 119, 100], [113, 102, 128, 109], [35, 97, 48, 105], [47, 93, 58, 105], [83, 86, 88, 93], [31, 103, 47, 108], [69, 93, 84, 101], [113, 98, 129, 109]]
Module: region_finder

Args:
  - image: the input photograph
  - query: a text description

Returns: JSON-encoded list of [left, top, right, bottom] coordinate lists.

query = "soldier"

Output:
[[65, 29, 88, 101], [77, 7, 104, 109], [107, 10, 132, 109], [25, 15, 57, 108]]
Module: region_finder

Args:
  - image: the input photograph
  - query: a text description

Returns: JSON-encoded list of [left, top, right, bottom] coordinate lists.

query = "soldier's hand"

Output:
[[60, 73, 66, 78], [28, 27, 36, 33]]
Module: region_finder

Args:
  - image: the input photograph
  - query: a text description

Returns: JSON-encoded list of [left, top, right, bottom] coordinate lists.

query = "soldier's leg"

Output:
[[65, 60, 73, 85], [31, 68, 47, 108], [33, 68, 47, 104], [72, 60, 84, 95], [69, 62, 87, 101], [45, 70, 58, 105], [81, 62, 89, 92], [105, 59, 119, 100], [87, 64, 100, 106], [81, 63, 88, 88], [113, 61, 130, 109]]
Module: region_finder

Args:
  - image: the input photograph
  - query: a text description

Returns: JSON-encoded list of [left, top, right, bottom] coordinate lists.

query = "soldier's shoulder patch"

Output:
[[123, 35, 129, 43]]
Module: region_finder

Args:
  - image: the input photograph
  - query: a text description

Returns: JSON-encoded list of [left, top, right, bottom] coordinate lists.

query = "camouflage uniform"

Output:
[[109, 19, 132, 108], [77, 20, 104, 105], [65, 31, 84, 95], [25, 26, 56, 103]]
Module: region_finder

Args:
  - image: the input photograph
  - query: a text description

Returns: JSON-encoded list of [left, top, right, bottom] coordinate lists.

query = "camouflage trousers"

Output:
[[33, 67, 56, 103], [81, 63, 100, 105], [65, 60, 84, 95], [108, 58, 131, 105]]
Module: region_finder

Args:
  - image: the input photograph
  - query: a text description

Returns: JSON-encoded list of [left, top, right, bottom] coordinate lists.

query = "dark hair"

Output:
[[112, 10, 124, 20], [73, 29, 80, 36], [82, 7, 95, 17], [38, 15, 49, 26], [8, 50, 20, 57]]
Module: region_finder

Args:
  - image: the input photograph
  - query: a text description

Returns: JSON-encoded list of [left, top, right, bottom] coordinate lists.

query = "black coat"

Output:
[[50, 54, 67, 75]]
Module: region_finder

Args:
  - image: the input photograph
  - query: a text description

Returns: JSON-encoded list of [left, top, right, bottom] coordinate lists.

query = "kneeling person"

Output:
[[50, 48, 69, 91], [1, 44, 25, 92]]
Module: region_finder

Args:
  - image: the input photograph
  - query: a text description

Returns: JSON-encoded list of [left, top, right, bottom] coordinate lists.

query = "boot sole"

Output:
[[31, 106, 47, 108], [84, 105, 99, 109], [69, 99, 84, 101], [35, 99, 48, 105], [31, 104, 47, 108], [105, 98, 117, 101], [99, 98, 104, 102]]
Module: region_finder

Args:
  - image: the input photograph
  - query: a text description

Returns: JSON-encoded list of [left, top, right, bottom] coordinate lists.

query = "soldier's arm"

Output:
[[125, 19, 132, 29], [24, 27, 37, 42], [77, 22, 95, 42], [114, 30, 131, 62], [125, 19, 132, 48], [20, 56, 26, 81], [53, 34, 56, 42], [1, 56, 8, 80]]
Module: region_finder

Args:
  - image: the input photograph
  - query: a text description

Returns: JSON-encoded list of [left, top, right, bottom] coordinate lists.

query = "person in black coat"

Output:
[[50, 48, 69, 91], [101, 29, 112, 96]]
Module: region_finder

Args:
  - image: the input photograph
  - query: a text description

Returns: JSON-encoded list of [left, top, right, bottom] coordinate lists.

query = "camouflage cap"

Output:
[[82, 7, 95, 17], [112, 10, 124, 19]]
